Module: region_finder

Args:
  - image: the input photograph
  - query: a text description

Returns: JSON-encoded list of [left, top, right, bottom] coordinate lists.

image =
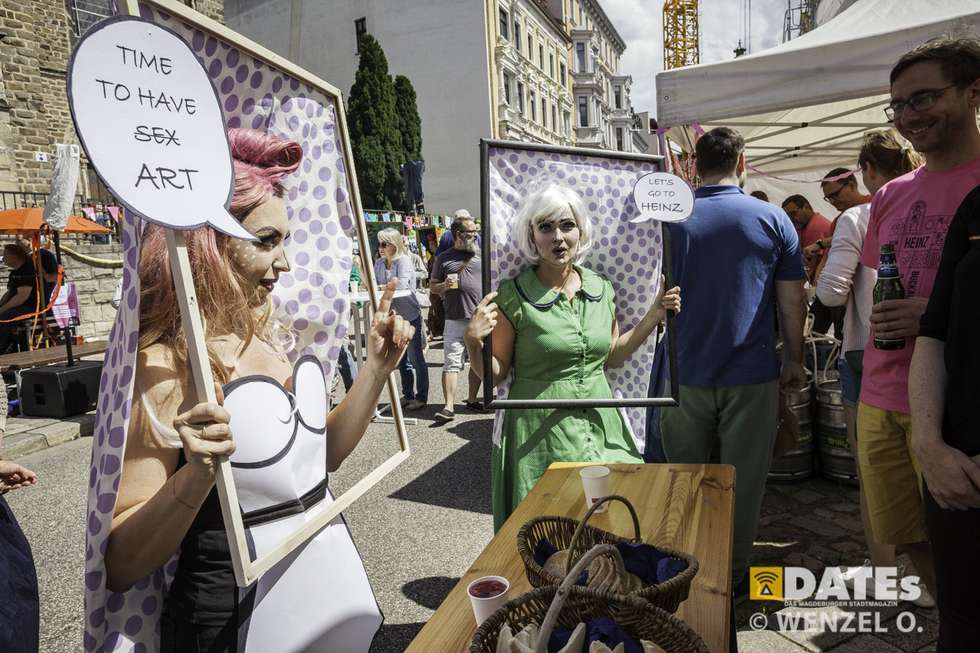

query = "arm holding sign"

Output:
[[326, 280, 412, 471], [607, 276, 681, 368]]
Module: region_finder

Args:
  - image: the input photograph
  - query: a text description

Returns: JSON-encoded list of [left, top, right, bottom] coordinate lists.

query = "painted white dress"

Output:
[[221, 354, 382, 652]]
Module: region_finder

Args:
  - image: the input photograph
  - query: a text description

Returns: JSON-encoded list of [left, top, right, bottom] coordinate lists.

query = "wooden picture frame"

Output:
[[478, 139, 680, 410], [117, 0, 410, 587]]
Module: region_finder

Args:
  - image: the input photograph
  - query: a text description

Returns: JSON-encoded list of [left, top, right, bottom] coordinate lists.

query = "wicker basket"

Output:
[[471, 544, 709, 653], [517, 494, 699, 613]]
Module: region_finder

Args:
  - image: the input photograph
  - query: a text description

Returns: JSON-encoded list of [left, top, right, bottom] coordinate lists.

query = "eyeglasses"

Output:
[[884, 85, 956, 121], [458, 230, 480, 238], [823, 186, 846, 203]]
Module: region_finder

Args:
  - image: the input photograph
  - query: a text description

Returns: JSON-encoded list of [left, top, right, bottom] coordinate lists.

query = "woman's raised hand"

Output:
[[173, 383, 234, 482], [465, 292, 499, 343], [653, 275, 681, 319], [367, 279, 414, 375]]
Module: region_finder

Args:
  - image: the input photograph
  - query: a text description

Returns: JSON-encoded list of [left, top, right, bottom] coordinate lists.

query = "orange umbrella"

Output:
[[0, 207, 113, 234]]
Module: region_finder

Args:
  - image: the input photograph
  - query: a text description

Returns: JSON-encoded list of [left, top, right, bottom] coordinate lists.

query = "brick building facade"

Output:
[[0, 0, 223, 195]]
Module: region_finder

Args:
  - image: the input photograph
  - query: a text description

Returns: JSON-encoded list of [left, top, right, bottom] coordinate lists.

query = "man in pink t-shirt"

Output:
[[856, 38, 980, 623]]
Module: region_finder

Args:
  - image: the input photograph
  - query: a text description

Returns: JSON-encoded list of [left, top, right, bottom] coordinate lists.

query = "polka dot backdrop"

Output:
[[84, 6, 359, 652], [486, 146, 664, 454]]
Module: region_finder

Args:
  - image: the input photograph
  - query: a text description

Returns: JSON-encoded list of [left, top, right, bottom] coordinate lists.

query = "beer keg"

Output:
[[815, 379, 858, 485]]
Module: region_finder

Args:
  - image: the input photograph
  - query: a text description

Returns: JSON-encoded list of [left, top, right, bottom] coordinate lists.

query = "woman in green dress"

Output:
[[465, 184, 681, 530]]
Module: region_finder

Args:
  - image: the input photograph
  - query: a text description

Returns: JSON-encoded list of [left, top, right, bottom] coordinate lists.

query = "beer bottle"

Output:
[[873, 243, 905, 350]]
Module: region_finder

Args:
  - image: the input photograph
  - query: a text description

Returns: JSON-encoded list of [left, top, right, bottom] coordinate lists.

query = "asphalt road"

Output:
[[6, 344, 495, 652]]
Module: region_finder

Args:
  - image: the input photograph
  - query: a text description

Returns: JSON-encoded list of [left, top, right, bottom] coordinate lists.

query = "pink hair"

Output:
[[138, 128, 303, 381]]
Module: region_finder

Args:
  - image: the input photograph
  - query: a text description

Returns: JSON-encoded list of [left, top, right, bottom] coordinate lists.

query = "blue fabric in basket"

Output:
[[533, 539, 688, 586], [549, 617, 643, 653]]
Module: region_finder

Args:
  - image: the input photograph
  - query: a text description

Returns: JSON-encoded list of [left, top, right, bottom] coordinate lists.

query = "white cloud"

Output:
[[602, 0, 787, 116]]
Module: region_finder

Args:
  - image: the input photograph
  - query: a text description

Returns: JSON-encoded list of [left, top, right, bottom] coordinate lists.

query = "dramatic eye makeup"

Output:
[[254, 228, 288, 249], [535, 218, 578, 234]]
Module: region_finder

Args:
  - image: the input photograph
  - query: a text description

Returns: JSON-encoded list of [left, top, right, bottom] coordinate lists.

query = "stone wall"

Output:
[[0, 1, 224, 195]]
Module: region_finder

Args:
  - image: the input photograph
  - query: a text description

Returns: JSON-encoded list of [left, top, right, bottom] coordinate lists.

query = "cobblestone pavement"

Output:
[[6, 340, 939, 652], [737, 477, 939, 652]]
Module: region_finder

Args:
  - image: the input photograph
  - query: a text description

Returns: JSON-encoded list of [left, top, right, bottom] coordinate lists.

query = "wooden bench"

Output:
[[0, 341, 109, 373]]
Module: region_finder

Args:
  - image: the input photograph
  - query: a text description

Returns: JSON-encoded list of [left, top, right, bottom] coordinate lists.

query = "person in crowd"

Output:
[[805, 168, 872, 338], [0, 243, 41, 353], [815, 137, 926, 601], [782, 194, 832, 276], [464, 184, 681, 530], [857, 37, 980, 611], [430, 213, 483, 420], [17, 238, 57, 304], [101, 129, 412, 651], [782, 194, 838, 333], [664, 127, 807, 597], [911, 183, 980, 650], [0, 381, 39, 653], [374, 228, 428, 411], [435, 209, 469, 255], [749, 190, 770, 202], [423, 233, 445, 341]]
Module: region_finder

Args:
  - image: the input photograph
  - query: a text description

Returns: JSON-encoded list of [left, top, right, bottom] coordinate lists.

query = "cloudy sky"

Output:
[[602, 0, 788, 115]]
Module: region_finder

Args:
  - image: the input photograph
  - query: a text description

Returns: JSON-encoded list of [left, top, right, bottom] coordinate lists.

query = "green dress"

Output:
[[492, 265, 642, 531]]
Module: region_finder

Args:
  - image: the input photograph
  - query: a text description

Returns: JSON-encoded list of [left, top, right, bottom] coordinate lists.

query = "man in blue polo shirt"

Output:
[[663, 127, 807, 597]]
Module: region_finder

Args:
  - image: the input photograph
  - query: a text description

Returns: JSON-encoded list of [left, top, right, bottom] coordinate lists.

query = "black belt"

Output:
[[241, 478, 328, 528]]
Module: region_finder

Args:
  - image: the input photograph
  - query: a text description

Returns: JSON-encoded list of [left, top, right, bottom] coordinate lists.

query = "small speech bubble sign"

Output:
[[630, 172, 694, 223], [67, 16, 253, 241]]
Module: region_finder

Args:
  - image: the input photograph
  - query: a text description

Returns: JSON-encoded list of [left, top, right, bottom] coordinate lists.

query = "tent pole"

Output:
[[743, 98, 889, 144], [52, 231, 75, 367]]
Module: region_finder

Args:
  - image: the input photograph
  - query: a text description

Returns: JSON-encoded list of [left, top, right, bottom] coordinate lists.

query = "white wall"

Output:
[[225, 0, 493, 215]]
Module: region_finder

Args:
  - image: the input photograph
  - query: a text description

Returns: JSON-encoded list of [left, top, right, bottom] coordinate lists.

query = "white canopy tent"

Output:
[[655, 0, 980, 213]]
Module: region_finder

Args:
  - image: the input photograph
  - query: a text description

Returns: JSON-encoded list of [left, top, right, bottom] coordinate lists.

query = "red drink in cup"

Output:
[[468, 578, 507, 599], [467, 575, 510, 625]]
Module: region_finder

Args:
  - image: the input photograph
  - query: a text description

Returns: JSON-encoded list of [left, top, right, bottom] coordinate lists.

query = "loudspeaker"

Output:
[[20, 361, 103, 418]]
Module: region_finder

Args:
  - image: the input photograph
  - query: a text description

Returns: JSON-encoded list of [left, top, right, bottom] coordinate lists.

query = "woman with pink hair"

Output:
[[99, 128, 412, 652]]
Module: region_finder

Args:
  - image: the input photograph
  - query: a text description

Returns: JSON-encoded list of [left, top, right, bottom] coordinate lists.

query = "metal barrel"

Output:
[[815, 379, 858, 485], [769, 382, 815, 482]]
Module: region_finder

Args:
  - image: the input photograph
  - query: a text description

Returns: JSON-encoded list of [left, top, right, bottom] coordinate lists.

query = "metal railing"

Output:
[[0, 190, 121, 243]]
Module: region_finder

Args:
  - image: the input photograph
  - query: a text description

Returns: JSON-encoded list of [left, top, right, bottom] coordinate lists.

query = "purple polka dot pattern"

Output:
[[84, 6, 358, 652], [486, 147, 664, 452]]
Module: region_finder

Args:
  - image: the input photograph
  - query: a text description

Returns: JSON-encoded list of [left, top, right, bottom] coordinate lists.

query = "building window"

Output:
[[549, 53, 555, 79], [616, 128, 625, 151], [517, 81, 525, 115], [614, 86, 622, 109], [70, 0, 112, 37], [576, 43, 586, 73], [514, 19, 521, 52], [541, 98, 547, 126], [527, 33, 533, 58], [560, 62, 567, 86], [499, 8, 510, 40], [354, 17, 367, 54], [503, 72, 513, 105], [539, 44, 544, 68], [551, 104, 557, 131], [563, 111, 571, 136], [530, 91, 537, 121], [578, 96, 588, 127]]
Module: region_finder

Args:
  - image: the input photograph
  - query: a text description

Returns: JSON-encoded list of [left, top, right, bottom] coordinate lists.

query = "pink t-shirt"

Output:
[[859, 156, 980, 414]]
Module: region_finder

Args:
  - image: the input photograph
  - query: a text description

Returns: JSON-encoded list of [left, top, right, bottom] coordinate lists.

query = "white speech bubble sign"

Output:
[[630, 172, 694, 223], [67, 16, 254, 241]]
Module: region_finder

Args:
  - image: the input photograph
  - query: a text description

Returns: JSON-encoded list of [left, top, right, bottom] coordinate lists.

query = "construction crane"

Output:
[[663, 0, 700, 70]]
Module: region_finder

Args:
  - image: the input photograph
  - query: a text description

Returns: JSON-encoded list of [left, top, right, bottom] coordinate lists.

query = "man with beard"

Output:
[[857, 38, 980, 630], [430, 213, 483, 420]]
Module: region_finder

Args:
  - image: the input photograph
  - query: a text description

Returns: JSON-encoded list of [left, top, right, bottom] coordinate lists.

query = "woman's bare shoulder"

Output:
[[132, 344, 191, 436]]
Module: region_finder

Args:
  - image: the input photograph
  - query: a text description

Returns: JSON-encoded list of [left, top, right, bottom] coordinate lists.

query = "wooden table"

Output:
[[406, 462, 735, 653]]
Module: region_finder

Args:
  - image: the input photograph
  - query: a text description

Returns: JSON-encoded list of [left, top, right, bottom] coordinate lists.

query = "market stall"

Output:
[[655, 0, 980, 212]]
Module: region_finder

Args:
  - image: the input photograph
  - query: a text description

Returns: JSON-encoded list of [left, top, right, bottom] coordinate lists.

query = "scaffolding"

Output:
[[783, 0, 820, 42], [663, 0, 700, 70]]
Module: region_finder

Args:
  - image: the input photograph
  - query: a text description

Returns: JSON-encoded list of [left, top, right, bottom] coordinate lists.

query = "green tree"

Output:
[[348, 34, 400, 210], [394, 74, 423, 162]]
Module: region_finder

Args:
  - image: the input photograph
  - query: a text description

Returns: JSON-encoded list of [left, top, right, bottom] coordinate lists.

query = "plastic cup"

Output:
[[580, 465, 611, 512], [467, 575, 510, 626], [446, 272, 460, 289]]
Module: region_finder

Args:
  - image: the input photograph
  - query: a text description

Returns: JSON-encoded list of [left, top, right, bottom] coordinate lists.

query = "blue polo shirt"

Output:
[[668, 185, 804, 387]]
